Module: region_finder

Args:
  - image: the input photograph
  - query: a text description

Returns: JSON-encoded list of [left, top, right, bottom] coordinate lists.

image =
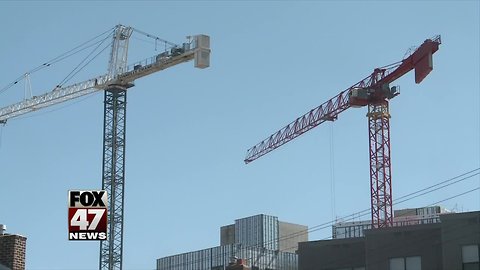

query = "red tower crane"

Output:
[[244, 36, 441, 229]]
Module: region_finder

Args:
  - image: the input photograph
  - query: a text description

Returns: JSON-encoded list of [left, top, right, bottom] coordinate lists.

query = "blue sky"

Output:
[[0, 1, 479, 269]]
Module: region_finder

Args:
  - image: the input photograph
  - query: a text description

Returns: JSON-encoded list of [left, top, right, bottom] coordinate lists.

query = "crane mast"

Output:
[[368, 100, 393, 228], [245, 36, 440, 229], [99, 25, 132, 270], [0, 24, 210, 270]]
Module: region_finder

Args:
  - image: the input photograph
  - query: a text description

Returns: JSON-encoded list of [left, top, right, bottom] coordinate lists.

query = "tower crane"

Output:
[[244, 36, 441, 229], [0, 24, 210, 269]]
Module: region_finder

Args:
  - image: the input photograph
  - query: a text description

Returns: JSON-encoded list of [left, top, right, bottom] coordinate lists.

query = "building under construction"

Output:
[[156, 214, 307, 270]]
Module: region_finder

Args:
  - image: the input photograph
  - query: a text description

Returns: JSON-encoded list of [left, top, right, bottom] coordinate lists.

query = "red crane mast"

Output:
[[245, 36, 441, 228]]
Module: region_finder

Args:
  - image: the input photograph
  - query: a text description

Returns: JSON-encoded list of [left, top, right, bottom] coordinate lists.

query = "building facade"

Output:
[[298, 211, 480, 270], [157, 243, 298, 270], [0, 225, 27, 270], [233, 214, 279, 250], [221, 214, 308, 253], [157, 214, 308, 270]]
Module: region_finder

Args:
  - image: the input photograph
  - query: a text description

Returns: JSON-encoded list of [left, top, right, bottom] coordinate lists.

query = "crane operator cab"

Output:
[[383, 84, 399, 99], [349, 84, 399, 107], [349, 87, 370, 107]]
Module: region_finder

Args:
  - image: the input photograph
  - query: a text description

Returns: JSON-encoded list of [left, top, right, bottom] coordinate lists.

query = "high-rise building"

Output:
[[157, 214, 308, 270]]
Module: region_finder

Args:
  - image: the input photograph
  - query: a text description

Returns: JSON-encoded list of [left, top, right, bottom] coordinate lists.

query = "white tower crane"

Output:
[[0, 24, 210, 270]]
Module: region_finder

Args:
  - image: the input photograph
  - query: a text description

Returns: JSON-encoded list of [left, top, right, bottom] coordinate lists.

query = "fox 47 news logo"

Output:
[[68, 190, 107, 240]]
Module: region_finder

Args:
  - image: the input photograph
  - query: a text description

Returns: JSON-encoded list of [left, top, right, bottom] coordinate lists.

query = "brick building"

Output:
[[0, 225, 27, 270]]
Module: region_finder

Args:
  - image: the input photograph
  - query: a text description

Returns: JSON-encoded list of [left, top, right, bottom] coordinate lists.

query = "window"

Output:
[[389, 256, 421, 270], [462, 245, 479, 270]]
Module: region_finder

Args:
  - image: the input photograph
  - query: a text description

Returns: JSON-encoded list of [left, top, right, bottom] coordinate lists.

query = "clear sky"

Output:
[[0, 1, 479, 269]]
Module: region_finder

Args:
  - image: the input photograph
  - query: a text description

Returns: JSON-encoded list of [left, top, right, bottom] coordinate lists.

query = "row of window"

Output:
[[335, 245, 479, 270], [389, 256, 421, 270], [389, 245, 479, 270]]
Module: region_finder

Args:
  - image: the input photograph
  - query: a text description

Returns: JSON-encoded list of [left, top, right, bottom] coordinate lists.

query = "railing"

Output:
[[332, 215, 443, 239]]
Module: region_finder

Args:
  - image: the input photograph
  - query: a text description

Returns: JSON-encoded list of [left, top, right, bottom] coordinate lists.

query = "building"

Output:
[[332, 206, 450, 239], [221, 214, 280, 250], [157, 214, 308, 270], [298, 211, 480, 270], [0, 225, 27, 270], [221, 214, 308, 253]]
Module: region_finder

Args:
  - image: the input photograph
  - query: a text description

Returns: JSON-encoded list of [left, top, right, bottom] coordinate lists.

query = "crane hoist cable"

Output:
[[329, 123, 337, 222], [56, 35, 113, 87], [132, 27, 179, 48], [0, 26, 115, 96], [9, 41, 114, 122]]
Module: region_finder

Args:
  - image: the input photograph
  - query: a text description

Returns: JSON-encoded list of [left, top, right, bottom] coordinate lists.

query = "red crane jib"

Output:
[[244, 36, 441, 164], [378, 37, 440, 86]]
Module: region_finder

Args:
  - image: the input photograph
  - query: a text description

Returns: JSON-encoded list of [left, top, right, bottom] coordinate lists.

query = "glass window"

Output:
[[390, 256, 421, 270], [462, 245, 480, 270], [406, 256, 421, 270], [390, 258, 405, 270], [463, 245, 479, 263]]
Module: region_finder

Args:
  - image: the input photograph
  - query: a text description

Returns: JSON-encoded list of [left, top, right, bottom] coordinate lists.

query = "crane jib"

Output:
[[0, 50, 199, 123], [244, 35, 441, 164]]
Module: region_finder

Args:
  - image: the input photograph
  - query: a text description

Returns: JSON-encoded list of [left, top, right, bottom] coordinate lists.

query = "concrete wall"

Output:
[[279, 221, 308, 253], [298, 238, 365, 270], [441, 211, 480, 270], [364, 223, 442, 270], [0, 234, 27, 270]]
